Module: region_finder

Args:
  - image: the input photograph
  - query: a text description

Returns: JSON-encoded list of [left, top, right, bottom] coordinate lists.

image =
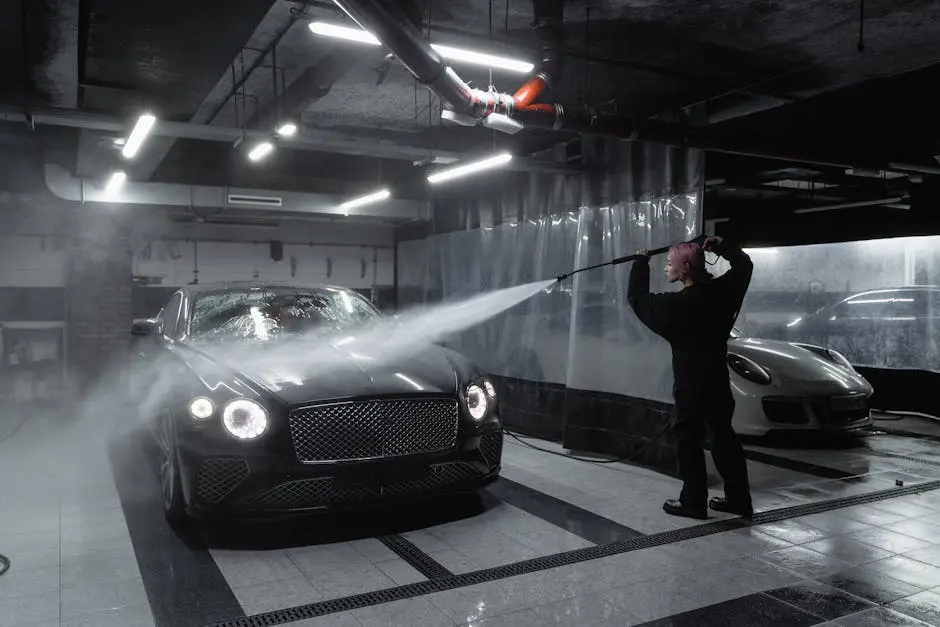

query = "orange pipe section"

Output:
[[512, 76, 548, 107]]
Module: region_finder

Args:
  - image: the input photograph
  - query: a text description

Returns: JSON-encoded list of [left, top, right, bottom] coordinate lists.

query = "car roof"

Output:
[[177, 281, 356, 295]]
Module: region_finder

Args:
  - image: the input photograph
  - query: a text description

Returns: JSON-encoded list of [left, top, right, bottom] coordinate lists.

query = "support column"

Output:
[[65, 204, 133, 393]]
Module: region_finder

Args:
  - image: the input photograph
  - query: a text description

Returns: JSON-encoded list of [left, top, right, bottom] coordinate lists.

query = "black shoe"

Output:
[[709, 496, 753, 518], [663, 499, 708, 520]]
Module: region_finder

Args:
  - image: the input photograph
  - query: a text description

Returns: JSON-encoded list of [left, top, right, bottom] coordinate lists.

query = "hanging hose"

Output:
[[555, 234, 708, 283]]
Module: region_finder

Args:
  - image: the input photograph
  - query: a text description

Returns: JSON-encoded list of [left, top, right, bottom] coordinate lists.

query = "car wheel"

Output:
[[159, 410, 187, 527]]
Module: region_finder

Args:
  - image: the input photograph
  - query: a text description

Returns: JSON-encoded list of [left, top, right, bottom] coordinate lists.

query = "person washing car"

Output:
[[627, 236, 754, 520]]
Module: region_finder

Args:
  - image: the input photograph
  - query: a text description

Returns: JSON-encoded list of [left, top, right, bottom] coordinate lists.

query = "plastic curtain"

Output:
[[713, 236, 940, 373], [396, 141, 703, 405]]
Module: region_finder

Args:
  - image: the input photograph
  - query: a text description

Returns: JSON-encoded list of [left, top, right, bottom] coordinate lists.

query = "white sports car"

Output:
[[727, 327, 874, 436], [460, 302, 874, 437]]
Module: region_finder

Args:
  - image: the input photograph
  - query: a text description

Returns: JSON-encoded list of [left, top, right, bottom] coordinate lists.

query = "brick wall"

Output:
[[65, 204, 133, 392]]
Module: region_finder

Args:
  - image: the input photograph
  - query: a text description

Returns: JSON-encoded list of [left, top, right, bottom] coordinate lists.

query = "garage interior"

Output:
[[2, 0, 940, 625]]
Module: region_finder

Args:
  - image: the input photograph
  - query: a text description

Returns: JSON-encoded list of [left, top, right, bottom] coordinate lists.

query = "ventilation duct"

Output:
[[42, 164, 426, 221], [331, 0, 940, 174]]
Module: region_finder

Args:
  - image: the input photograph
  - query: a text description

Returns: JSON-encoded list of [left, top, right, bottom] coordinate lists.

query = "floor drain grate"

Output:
[[202, 479, 940, 627], [0, 554, 9, 577]]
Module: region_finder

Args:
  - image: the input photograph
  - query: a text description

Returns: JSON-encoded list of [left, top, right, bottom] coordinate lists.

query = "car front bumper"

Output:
[[175, 426, 503, 519]]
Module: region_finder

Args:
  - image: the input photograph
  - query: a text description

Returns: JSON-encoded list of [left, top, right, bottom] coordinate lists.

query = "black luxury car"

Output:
[[129, 282, 503, 525]]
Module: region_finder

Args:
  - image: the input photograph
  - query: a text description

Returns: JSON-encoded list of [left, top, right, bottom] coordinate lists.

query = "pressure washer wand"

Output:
[[555, 234, 707, 282]]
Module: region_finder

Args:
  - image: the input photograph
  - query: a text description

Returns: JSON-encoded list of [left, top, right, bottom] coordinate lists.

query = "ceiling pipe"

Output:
[[330, 0, 940, 176], [512, 0, 565, 108]]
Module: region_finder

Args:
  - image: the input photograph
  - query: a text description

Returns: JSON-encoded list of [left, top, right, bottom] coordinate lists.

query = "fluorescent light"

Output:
[[276, 122, 298, 138], [121, 113, 157, 159], [427, 153, 512, 184], [309, 21, 380, 45], [429, 43, 533, 73], [248, 142, 274, 162], [309, 21, 532, 73], [340, 188, 391, 215], [104, 171, 127, 197]]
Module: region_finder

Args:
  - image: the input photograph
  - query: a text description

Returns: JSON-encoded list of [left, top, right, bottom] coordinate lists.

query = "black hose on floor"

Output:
[[0, 554, 10, 577]]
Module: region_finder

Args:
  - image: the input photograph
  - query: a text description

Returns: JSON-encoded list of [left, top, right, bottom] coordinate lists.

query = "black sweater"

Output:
[[627, 241, 753, 402]]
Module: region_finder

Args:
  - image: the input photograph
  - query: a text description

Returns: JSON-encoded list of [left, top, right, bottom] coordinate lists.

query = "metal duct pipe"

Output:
[[513, 0, 565, 107], [331, 0, 474, 111]]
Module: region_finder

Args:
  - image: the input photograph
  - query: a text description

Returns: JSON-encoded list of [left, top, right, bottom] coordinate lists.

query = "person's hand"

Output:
[[703, 236, 723, 253], [636, 248, 650, 258]]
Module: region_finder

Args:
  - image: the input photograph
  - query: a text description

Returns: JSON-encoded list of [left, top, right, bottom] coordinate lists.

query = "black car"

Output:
[[129, 282, 503, 525], [784, 286, 940, 371]]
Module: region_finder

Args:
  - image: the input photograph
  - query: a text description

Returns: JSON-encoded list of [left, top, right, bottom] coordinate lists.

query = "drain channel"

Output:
[[203, 478, 940, 627]]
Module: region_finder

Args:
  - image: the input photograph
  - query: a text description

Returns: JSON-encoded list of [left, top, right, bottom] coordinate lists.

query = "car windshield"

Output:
[[188, 286, 380, 341]]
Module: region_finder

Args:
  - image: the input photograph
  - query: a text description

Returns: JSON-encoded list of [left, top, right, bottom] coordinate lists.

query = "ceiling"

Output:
[[2, 0, 939, 230]]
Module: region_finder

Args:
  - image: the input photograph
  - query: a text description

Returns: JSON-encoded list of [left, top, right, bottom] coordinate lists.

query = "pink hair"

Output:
[[668, 242, 708, 281]]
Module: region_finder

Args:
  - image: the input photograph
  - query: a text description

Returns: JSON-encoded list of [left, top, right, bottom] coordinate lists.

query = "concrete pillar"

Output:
[[65, 204, 133, 393]]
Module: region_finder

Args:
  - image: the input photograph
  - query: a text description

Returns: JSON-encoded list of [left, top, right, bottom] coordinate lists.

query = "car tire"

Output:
[[159, 410, 188, 528]]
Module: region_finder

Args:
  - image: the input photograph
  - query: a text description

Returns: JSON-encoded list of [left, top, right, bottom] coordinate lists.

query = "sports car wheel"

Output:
[[159, 410, 187, 527]]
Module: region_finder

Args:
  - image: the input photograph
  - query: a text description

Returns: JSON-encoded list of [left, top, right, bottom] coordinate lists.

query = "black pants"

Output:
[[672, 391, 751, 509]]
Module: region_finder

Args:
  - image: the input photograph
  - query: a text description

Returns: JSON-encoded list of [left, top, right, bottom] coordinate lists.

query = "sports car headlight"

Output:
[[466, 384, 488, 421], [727, 354, 772, 385], [188, 397, 215, 420], [221, 399, 268, 440]]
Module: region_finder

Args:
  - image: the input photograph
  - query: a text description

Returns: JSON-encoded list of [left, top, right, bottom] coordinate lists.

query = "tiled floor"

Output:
[[3, 407, 940, 627]]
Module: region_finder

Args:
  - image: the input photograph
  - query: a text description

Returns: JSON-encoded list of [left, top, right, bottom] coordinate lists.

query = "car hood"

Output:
[[728, 337, 872, 391], [186, 339, 460, 405]]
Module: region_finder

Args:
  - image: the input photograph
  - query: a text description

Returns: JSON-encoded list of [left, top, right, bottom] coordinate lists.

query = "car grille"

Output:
[[196, 458, 250, 504], [288, 398, 459, 463], [762, 399, 811, 425], [479, 430, 503, 467], [241, 461, 482, 510]]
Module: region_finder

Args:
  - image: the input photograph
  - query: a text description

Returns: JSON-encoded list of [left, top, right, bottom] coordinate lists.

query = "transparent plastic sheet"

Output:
[[396, 196, 702, 400], [712, 235, 939, 372]]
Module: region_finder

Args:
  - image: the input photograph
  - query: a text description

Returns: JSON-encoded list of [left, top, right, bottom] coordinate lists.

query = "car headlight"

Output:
[[484, 379, 496, 398], [221, 399, 268, 440], [826, 348, 854, 370], [466, 384, 488, 421], [188, 397, 215, 420], [727, 353, 772, 385]]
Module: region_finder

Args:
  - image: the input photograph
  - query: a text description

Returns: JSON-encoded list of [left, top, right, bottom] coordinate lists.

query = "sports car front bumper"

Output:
[[175, 426, 503, 519]]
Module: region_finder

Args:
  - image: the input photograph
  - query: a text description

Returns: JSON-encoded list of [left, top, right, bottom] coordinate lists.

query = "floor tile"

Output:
[[349, 538, 400, 565], [801, 536, 895, 565], [467, 609, 548, 626], [830, 607, 932, 626], [597, 577, 702, 623], [530, 593, 631, 626], [906, 544, 940, 568], [755, 520, 832, 544], [301, 562, 397, 599], [766, 580, 876, 621], [888, 589, 940, 626], [0, 589, 60, 626], [636, 591, 820, 627], [758, 546, 854, 579], [847, 527, 934, 554], [59, 576, 149, 618], [870, 499, 939, 519], [816, 566, 922, 605], [373, 557, 427, 585], [862, 555, 940, 589], [59, 601, 156, 627], [211, 549, 304, 588], [349, 597, 456, 626], [882, 518, 940, 543], [231, 576, 324, 615], [794, 513, 873, 535], [0, 564, 60, 599], [59, 548, 145, 589], [427, 549, 483, 574], [839, 506, 909, 527]]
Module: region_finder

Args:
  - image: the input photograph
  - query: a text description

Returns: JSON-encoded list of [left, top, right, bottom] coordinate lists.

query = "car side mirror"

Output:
[[131, 318, 163, 336]]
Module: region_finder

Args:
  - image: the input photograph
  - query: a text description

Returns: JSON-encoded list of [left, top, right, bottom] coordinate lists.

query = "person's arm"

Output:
[[707, 236, 753, 301], [627, 254, 679, 341]]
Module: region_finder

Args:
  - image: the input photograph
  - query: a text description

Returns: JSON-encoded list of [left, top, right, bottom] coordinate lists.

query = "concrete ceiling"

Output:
[[3, 0, 940, 225]]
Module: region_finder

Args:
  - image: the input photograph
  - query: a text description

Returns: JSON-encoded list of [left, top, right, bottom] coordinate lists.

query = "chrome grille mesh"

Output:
[[242, 462, 482, 509], [479, 431, 503, 467], [288, 398, 458, 463], [196, 458, 249, 504]]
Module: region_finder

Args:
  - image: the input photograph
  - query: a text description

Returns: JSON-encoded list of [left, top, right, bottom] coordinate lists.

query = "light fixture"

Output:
[[248, 141, 274, 162], [308, 21, 533, 73], [339, 188, 390, 215], [104, 170, 127, 197], [276, 122, 298, 138], [742, 248, 779, 255], [427, 153, 512, 185], [121, 113, 157, 159]]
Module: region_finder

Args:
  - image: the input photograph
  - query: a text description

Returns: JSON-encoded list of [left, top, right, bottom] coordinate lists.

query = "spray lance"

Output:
[[554, 234, 709, 283]]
